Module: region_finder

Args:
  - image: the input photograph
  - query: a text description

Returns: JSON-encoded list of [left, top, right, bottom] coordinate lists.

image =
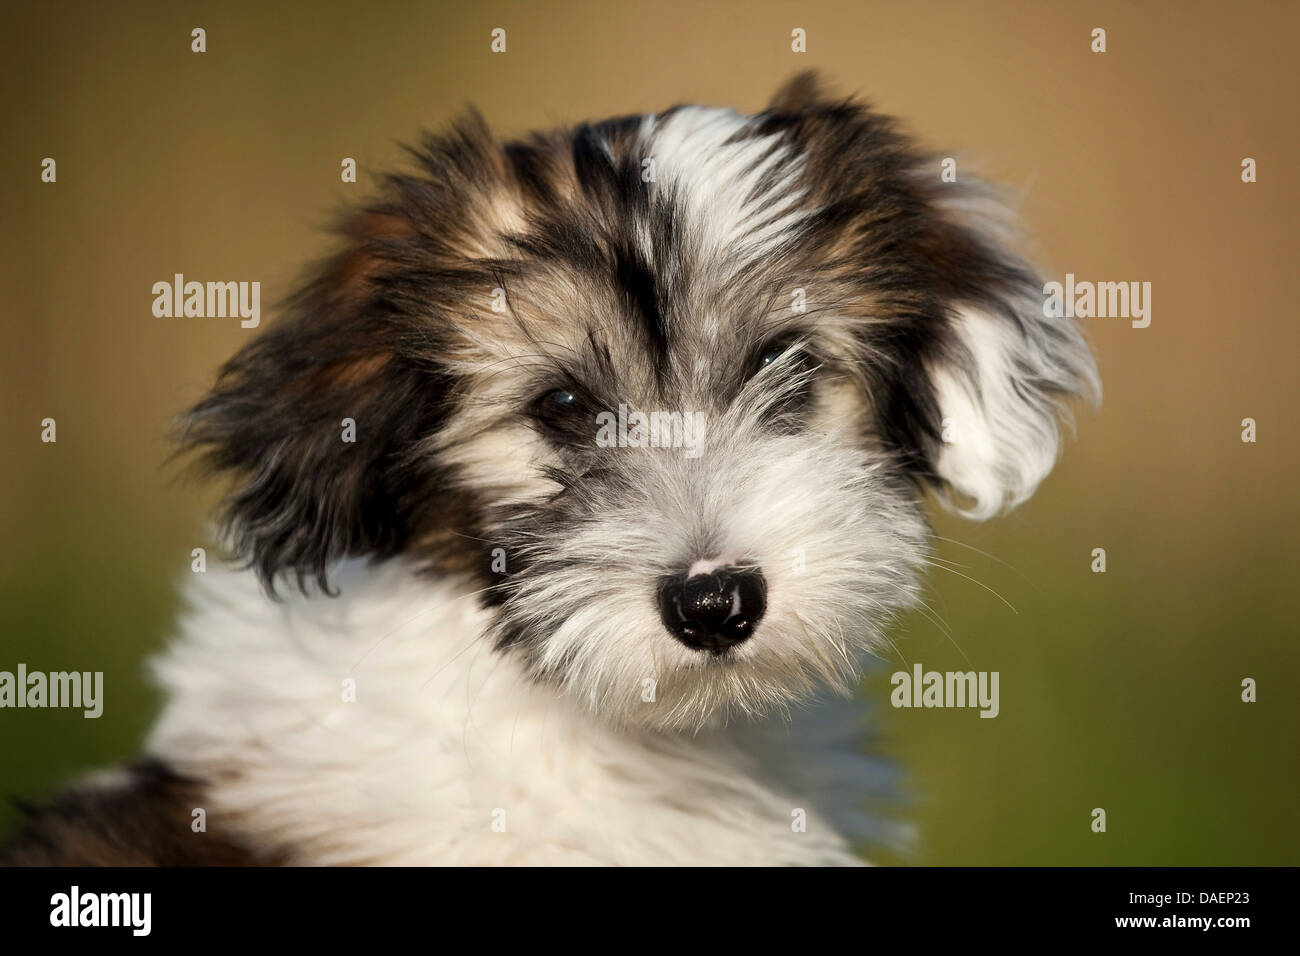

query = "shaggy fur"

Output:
[[3, 74, 1096, 866]]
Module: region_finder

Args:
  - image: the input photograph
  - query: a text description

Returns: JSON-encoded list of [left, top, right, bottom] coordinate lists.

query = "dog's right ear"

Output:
[[907, 179, 1101, 519], [182, 207, 453, 594]]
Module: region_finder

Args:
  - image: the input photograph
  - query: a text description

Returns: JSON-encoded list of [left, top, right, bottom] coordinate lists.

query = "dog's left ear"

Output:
[[181, 208, 452, 593], [909, 180, 1100, 519]]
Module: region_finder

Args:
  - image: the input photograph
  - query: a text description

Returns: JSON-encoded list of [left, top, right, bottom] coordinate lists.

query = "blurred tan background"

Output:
[[2, 0, 1297, 863]]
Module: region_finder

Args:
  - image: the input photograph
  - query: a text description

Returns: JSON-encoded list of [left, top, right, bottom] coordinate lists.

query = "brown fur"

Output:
[[1, 761, 280, 866]]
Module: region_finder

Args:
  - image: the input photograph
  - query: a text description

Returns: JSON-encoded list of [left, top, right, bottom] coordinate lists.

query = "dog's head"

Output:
[[185, 75, 1097, 731]]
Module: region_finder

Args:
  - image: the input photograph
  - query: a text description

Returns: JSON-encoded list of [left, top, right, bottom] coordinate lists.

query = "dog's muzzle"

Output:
[[657, 566, 767, 654]]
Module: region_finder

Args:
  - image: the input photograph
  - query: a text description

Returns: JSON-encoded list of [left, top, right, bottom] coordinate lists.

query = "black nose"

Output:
[[657, 566, 767, 653]]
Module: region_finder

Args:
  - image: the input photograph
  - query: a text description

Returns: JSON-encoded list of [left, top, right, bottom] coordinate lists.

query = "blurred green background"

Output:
[[2, 0, 1297, 863]]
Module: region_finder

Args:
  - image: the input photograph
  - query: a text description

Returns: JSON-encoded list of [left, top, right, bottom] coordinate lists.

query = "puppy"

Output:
[[3, 74, 1096, 866]]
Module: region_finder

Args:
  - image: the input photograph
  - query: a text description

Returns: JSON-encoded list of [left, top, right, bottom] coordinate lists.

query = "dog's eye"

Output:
[[749, 338, 819, 423], [543, 388, 577, 409], [753, 339, 813, 379], [529, 387, 583, 437]]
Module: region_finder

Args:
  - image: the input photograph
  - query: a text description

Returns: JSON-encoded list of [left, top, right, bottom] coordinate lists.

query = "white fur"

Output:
[[643, 107, 809, 280], [926, 177, 1100, 519], [931, 305, 1056, 519], [146, 558, 891, 865], [932, 302, 1099, 519]]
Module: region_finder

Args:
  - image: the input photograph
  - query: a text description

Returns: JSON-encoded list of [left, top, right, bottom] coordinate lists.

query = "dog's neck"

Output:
[[145, 559, 887, 864]]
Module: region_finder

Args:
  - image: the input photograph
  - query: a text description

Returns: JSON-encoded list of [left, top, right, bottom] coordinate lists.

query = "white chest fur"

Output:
[[147, 559, 885, 865]]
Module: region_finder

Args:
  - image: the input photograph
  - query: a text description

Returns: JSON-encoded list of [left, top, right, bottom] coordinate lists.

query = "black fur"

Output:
[[1, 761, 278, 866]]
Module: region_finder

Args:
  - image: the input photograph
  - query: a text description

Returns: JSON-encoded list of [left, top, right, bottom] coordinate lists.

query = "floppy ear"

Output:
[[182, 209, 452, 593], [912, 179, 1100, 519]]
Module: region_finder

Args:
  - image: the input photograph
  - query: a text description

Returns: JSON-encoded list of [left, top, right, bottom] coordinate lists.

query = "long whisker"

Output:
[[931, 534, 1042, 593], [878, 581, 972, 668], [922, 558, 1018, 614]]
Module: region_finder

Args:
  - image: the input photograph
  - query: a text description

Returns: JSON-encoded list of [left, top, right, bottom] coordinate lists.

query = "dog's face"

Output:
[[186, 76, 1097, 731]]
